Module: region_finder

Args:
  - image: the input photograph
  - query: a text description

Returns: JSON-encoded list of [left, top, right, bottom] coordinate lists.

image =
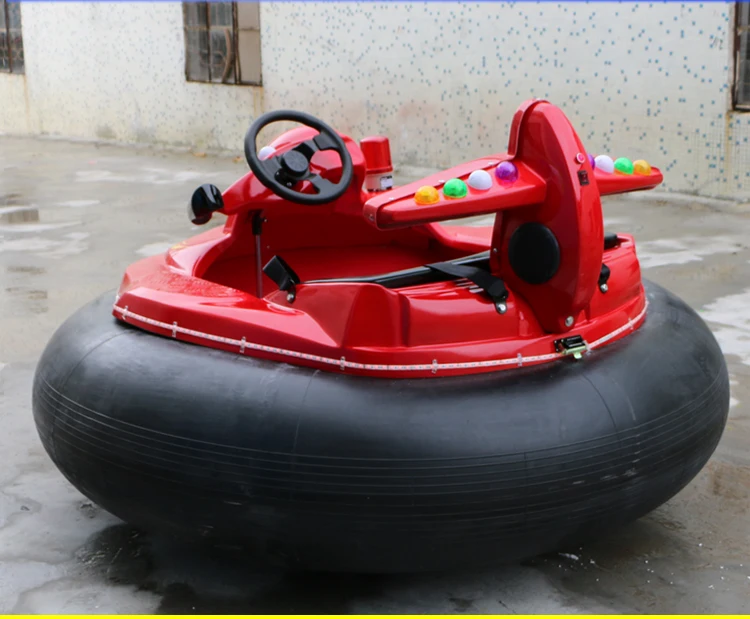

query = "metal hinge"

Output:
[[554, 335, 589, 360]]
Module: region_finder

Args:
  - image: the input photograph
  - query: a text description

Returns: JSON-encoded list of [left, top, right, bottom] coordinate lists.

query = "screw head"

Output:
[[565, 315, 574, 327], [496, 302, 507, 314], [600, 283, 609, 293], [286, 292, 295, 303]]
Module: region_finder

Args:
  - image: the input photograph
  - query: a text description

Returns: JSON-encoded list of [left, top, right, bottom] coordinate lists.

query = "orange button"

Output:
[[633, 160, 652, 175], [414, 186, 439, 205]]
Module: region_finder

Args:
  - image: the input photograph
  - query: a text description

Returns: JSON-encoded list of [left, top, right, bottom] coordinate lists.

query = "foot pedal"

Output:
[[263, 255, 300, 302]]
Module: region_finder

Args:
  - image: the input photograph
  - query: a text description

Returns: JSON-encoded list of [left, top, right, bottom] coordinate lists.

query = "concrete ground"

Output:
[[1, 135, 749, 614]]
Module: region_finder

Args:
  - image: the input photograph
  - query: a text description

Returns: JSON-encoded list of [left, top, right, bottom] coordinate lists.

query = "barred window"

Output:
[[0, 0, 24, 74], [735, 2, 750, 109], [183, 2, 261, 85]]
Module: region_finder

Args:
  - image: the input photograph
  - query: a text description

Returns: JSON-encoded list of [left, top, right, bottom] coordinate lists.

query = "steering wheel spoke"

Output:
[[292, 140, 319, 161], [261, 155, 283, 176], [312, 133, 339, 151], [308, 174, 337, 194], [244, 110, 354, 206]]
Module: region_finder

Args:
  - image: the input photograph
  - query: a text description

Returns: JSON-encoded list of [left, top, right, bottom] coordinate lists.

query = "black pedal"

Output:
[[263, 255, 301, 301]]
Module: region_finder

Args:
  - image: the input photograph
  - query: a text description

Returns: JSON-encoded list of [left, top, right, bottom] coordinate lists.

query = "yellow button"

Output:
[[414, 186, 439, 205], [633, 160, 652, 175]]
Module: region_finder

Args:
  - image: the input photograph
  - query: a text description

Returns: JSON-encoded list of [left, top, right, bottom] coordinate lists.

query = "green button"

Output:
[[614, 157, 634, 175], [443, 178, 468, 199]]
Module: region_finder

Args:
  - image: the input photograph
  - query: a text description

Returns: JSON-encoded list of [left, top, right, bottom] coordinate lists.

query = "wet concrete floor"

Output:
[[1, 135, 749, 613]]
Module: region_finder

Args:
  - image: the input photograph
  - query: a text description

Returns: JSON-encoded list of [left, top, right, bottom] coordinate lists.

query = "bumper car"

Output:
[[32, 99, 729, 573]]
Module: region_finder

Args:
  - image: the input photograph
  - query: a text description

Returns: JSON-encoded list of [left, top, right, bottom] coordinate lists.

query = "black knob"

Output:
[[279, 151, 309, 179], [188, 184, 224, 225]]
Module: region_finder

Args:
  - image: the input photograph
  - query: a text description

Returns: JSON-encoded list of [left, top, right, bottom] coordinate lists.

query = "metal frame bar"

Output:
[[235, 3, 262, 86], [734, 2, 750, 110], [2, 0, 11, 73], [231, 1, 239, 84], [205, 1, 212, 82]]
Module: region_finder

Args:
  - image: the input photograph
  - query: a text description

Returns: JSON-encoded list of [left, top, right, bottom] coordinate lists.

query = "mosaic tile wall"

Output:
[[1, 1, 748, 199]]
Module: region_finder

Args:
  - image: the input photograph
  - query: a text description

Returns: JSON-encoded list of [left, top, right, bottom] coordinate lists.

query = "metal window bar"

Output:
[[1, 0, 10, 73], [208, 2, 235, 84], [8, 1, 23, 73], [0, 0, 22, 74], [231, 2, 239, 83], [735, 2, 750, 109], [184, 1, 260, 86], [236, 2, 262, 85], [183, 2, 231, 84]]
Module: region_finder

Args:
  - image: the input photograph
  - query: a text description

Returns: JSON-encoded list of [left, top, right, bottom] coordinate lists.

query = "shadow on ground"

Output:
[[83, 524, 398, 614], [76, 511, 729, 615]]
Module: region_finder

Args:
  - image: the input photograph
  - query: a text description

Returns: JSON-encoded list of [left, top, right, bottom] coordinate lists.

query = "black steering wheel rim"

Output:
[[244, 110, 354, 206]]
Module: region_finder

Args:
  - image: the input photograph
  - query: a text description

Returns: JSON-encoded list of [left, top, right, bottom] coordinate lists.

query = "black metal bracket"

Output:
[[554, 335, 588, 360], [252, 211, 266, 235], [598, 263, 611, 293], [252, 211, 266, 298]]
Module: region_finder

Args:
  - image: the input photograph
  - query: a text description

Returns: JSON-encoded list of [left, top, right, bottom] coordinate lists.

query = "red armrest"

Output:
[[364, 158, 547, 230], [595, 167, 663, 195]]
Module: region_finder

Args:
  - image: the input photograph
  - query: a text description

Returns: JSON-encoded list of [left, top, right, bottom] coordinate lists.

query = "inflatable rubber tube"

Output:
[[32, 280, 729, 573]]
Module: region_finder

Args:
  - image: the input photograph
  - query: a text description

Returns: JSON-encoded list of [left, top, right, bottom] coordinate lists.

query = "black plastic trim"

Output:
[[306, 251, 491, 289]]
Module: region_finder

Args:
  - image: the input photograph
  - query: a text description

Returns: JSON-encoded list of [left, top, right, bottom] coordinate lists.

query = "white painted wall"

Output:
[[1, 2, 263, 151], [1, 1, 749, 199]]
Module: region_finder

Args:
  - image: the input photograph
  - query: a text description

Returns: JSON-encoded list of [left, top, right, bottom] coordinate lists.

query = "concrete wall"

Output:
[[0, 3, 263, 151], [1, 1, 749, 199]]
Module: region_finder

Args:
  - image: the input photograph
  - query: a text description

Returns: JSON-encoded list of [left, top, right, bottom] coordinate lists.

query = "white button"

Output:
[[467, 169, 493, 191], [594, 155, 615, 174], [258, 146, 276, 161]]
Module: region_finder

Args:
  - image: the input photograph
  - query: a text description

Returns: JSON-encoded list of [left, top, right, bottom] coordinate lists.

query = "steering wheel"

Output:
[[244, 110, 354, 206]]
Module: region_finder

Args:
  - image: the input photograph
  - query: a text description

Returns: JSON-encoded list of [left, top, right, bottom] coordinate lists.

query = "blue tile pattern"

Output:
[[262, 2, 748, 199]]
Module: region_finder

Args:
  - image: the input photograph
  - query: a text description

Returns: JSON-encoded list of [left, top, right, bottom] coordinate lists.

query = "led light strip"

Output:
[[112, 301, 646, 373]]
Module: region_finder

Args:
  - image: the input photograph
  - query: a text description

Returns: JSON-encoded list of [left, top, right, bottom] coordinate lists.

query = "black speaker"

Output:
[[508, 223, 561, 285]]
